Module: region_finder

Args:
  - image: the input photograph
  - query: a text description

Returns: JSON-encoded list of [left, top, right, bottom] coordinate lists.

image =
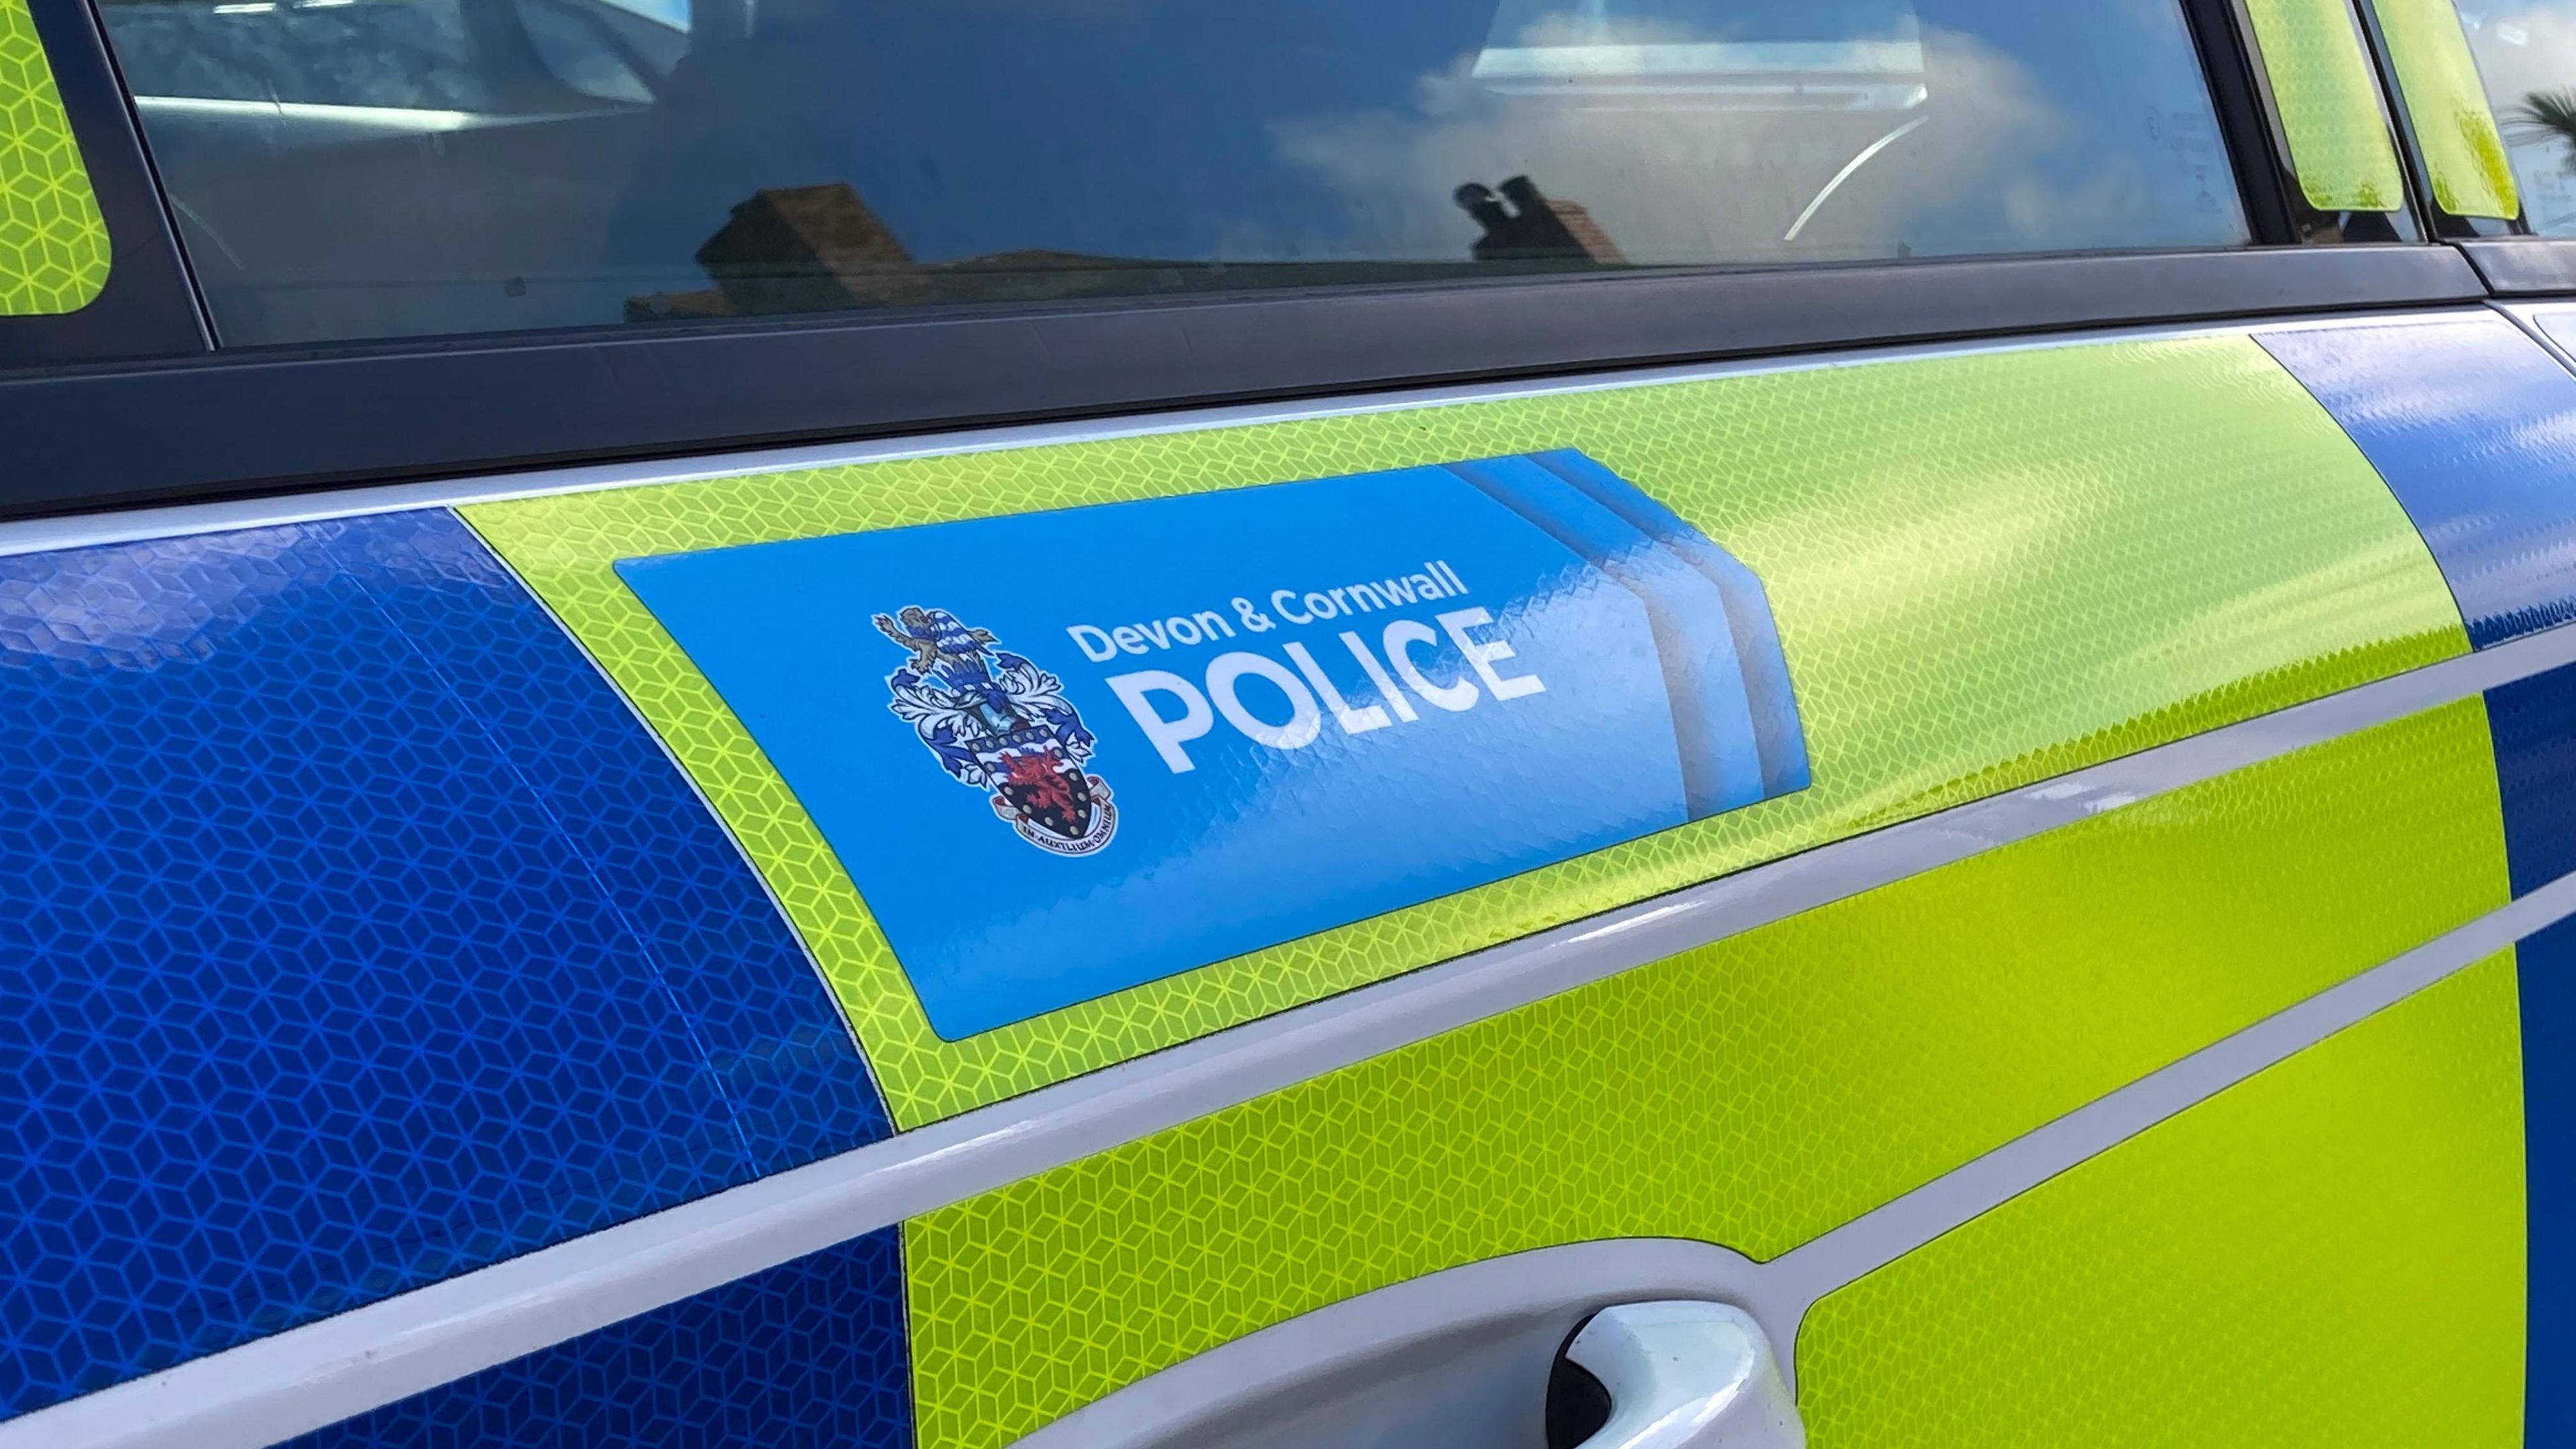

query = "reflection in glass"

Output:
[[2460, 5, 2576, 231], [97, 0, 2250, 345]]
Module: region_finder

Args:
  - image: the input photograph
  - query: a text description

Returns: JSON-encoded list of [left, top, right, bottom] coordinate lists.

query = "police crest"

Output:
[[874, 604, 1117, 856]]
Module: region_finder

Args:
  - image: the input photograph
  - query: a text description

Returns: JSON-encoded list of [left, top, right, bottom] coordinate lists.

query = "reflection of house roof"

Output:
[[1458, 176, 1627, 266], [1542, 201, 1625, 265], [674, 183, 919, 316], [624, 180, 1635, 323], [634, 185, 1166, 319], [696, 184, 912, 274]]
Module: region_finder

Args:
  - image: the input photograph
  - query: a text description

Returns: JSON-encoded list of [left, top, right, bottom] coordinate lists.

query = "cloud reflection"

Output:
[[1260, 22, 2218, 268]]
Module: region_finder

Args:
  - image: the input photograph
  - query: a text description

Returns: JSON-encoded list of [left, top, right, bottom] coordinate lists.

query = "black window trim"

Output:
[[0, 0, 2528, 522], [2, 0, 208, 366], [2178, 0, 2306, 245], [2459, 238, 2576, 292], [0, 244, 2487, 521]]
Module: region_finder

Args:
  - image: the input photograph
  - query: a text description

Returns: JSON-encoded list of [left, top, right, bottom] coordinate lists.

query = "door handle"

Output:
[[1559, 1301, 1805, 1449], [1008, 1242, 1798, 1449]]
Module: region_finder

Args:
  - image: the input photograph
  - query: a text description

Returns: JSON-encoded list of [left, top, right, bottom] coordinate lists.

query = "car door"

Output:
[[0, 1, 2569, 1446]]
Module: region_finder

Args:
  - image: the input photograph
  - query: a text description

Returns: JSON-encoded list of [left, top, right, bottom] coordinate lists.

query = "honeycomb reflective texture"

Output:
[[0, 511, 885, 1420], [468, 335, 2466, 1128], [2517, 916, 2576, 1446], [1798, 954, 2526, 1449], [2487, 658, 2576, 894], [2262, 317, 2576, 649], [2242, 0, 2408, 211], [900, 700, 2509, 1449], [2371, 0, 2520, 217], [278, 1226, 912, 1449], [333, 511, 890, 1174], [2487, 661, 2576, 1443], [0, 0, 106, 315]]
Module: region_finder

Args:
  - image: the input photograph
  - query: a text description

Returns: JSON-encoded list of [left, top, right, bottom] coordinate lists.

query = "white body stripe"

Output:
[[0, 305, 2549, 1447], [10, 612, 2573, 1449]]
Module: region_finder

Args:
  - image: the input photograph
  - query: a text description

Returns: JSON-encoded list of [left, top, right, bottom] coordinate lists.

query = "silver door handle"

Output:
[[1562, 1302, 1805, 1449], [1008, 1243, 1799, 1449]]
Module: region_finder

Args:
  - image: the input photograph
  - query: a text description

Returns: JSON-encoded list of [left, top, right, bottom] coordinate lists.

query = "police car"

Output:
[[1, 0, 2573, 1445]]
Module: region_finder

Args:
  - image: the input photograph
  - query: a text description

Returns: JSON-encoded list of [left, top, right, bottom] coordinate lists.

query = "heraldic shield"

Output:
[[874, 604, 1118, 856]]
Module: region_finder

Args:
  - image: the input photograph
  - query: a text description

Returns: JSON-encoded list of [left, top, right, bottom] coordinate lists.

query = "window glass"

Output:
[[99, 0, 2250, 346], [2458, 6, 2576, 229]]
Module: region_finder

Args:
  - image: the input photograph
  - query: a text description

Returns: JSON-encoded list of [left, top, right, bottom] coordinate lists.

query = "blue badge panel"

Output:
[[617, 451, 1808, 1039]]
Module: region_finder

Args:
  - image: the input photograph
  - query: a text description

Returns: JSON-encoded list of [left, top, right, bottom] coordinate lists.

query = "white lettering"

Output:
[[1340, 631, 1418, 722], [1112, 625, 1149, 656], [1284, 640, 1391, 736], [1207, 652, 1323, 751], [1437, 607, 1545, 702], [1383, 619, 1479, 712], [1107, 670, 1214, 773], [1067, 624, 1118, 663], [1193, 609, 1236, 641], [1272, 589, 1312, 625], [1166, 615, 1203, 647]]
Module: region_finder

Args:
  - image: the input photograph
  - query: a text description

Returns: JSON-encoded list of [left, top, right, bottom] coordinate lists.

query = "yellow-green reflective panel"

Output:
[[2244, 0, 2410, 211], [2455, 3, 2576, 231], [2374, 0, 2523, 216], [0, 0, 107, 314], [899, 699, 2508, 1449], [468, 335, 2465, 1128], [1801, 952, 2526, 1449]]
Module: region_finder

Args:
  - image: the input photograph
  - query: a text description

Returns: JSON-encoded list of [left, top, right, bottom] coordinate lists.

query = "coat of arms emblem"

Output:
[[873, 605, 1118, 856]]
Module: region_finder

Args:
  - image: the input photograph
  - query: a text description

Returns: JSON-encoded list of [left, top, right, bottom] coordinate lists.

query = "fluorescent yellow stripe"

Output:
[[1801, 952, 2525, 1449], [469, 334, 2465, 1128], [2374, 0, 2522, 217], [901, 700, 2510, 1449], [0, 0, 107, 315], [2245, 0, 2410, 212]]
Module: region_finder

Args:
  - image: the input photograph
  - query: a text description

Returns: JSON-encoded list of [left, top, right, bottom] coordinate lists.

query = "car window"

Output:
[[2457, 5, 2576, 229], [98, 0, 2252, 347]]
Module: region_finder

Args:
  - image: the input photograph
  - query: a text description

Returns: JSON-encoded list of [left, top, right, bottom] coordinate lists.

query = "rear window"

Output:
[[100, 0, 2251, 347], [2461, 5, 2576, 230]]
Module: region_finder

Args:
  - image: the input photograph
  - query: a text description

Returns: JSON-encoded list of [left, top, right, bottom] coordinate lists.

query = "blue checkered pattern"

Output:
[[2487, 659, 2576, 1448], [0, 511, 888, 1421], [2260, 317, 2576, 649]]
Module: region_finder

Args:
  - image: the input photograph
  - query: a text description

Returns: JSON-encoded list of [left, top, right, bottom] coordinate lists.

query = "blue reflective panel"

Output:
[[2259, 317, 2576, 648], [615, 453, 1807, 1040], [2522, 915, 2576, 1449], [2485, 660, 2576, 1448], [280, 1227, 911, 1449], [0, 511, 884, 1419], [342, 513, 887, 1173], [2489, 660, 2576, 897], [1523, 449, 1808, 798]]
